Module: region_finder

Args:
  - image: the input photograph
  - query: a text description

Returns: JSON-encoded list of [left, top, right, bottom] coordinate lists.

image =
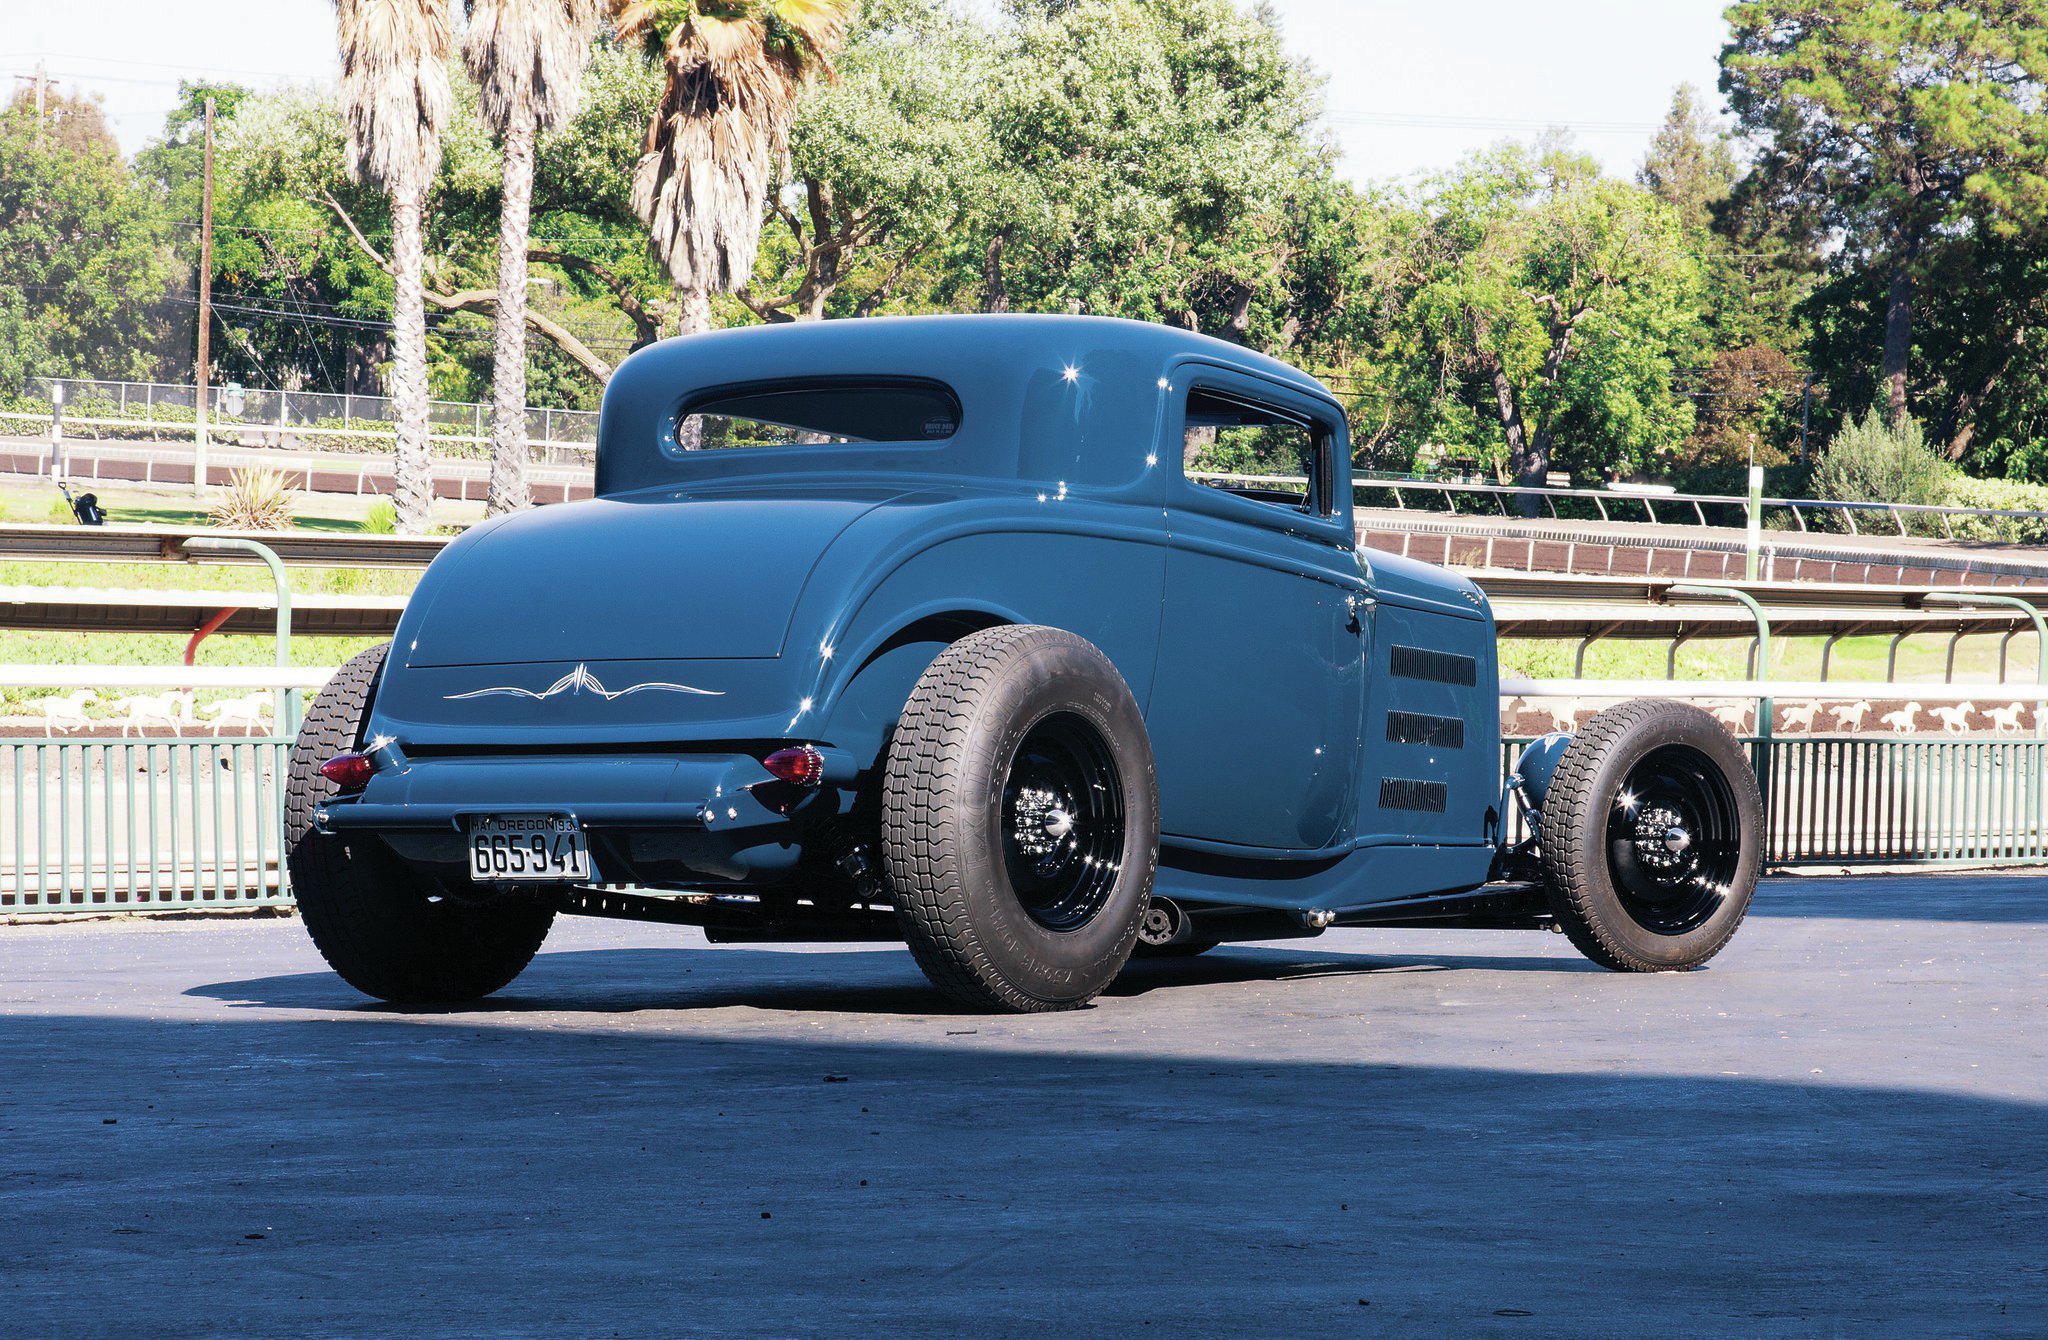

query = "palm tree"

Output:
[[334, 0, 454, 535], [464, 0, 604, 517], [611, 0, 854, 335]]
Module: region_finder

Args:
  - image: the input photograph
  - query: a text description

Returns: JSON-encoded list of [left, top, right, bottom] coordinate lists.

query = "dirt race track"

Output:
[[1, 872, 2043, 1337]]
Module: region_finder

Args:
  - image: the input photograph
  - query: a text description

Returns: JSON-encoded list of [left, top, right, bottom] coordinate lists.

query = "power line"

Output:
[[0, 50, 333, 82], [164, 292, 642, 351]]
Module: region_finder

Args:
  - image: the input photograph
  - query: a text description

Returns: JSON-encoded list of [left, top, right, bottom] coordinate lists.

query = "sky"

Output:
[[2, 0, 1734, 183]]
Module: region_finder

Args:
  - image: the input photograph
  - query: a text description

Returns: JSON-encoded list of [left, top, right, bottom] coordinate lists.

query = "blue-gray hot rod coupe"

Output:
[[287, 315, 1762, 1012]]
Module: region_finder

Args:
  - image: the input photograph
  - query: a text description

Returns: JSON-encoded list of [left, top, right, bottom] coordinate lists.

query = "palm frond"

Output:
[[464, 0, 607, 133], [333, 0, 455, 195], [613, 0, 856, 296]]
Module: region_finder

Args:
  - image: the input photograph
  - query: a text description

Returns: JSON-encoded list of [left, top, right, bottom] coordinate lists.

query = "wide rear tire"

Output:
[[883, 626, 1158, 1012], [1537, 698, 1762, 972], [285, 643, 554, 1003]]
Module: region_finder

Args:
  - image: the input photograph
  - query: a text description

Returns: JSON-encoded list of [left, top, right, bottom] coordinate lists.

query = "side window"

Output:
[[1182, 388, 1330, 515]]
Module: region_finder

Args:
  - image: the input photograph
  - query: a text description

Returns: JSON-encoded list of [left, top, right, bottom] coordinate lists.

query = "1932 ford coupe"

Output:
[[287, 316, 1763, 1012]]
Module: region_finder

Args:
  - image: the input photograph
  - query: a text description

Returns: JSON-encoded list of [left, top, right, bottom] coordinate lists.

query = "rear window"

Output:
[[672, 380, 961, 453]]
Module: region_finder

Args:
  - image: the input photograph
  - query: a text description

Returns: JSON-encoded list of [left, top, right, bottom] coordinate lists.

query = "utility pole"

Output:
[[194, 96, 215, 499], [33, 61, 47, 145]]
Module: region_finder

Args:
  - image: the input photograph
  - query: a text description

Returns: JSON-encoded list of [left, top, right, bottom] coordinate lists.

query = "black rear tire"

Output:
[[1537, 698, 1762, 972], [883, 625, 1158, 1012], [285, 643, 554, 1003]]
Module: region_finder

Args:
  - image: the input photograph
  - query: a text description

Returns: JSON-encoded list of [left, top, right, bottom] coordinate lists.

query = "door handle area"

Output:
[[1345, 594, 1376, 630]]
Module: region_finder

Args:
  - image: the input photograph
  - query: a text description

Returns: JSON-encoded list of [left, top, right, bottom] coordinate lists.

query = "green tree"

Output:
[[974, 0, 1340, 349], [0, 89, 177, 390], [1638, 83, 1736, 235], [1404, 145, 1705, 504], [1721, 0, 2048, 425], [740, 0, 997, 323]]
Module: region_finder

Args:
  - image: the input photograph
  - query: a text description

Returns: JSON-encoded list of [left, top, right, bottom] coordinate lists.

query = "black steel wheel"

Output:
[[1538, 699, 1762, 972], [1603, 744, 1744, 935], [884, 625, 1158, 1012], [1001, 712, 1126, 933]]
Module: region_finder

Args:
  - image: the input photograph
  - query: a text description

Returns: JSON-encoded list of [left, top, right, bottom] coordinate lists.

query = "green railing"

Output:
[[2, 734, 293, 913], [7, 726, 2046, 918], [1503, 731, 2048, 867]]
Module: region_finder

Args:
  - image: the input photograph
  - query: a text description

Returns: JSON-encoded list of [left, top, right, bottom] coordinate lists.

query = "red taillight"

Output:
[[761, 746, 825, 787], [320, 752, 375, 790]]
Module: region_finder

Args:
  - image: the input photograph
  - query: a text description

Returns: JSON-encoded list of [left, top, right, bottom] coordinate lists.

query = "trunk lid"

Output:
[[402, 487, 900, 667]]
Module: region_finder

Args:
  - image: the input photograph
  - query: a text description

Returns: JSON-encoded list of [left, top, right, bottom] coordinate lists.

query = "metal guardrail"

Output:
[[1349, 473, 2048, 538], [1359, 512, 2048, 589], [0, 521, 449, 569]]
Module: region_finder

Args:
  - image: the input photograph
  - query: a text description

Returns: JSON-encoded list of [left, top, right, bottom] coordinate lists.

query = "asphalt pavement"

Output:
[[2, 873, 2043, 1337]]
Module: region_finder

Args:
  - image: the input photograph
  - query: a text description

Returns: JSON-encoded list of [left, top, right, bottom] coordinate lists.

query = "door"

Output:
[[1149, 371, 1368, 852]]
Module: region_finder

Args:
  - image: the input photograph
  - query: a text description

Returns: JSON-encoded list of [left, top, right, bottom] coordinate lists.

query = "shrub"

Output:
[[208, 468, 298, 531], [1809, 411, 1951, 536], [360, 498, 397, 534], [1941, 476, 2048, 544]]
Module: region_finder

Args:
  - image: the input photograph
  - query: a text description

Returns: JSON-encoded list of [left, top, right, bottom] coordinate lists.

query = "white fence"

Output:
[[5, 378, 597, 460]]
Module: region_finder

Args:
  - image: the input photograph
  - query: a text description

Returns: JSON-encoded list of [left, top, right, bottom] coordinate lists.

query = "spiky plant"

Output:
[[464, 0, 605, 517], [333, 0, 454, 536], [209, 469, 300, 532], [611, 0, 854, 333], [360, 497, 399, 533]]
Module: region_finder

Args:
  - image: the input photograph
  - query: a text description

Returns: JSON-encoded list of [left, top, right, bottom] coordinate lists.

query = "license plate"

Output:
[[466, 814, 590, 882]]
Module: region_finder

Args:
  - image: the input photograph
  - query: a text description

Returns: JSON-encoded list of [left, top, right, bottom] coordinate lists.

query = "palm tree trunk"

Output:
[[486, 102, 537, 517], [389, 185, 434, 535], [678, 287, 713, 335]]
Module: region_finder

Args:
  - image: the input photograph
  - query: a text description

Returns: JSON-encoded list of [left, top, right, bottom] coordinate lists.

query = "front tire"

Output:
[[883, 626, 1158, 1012], [1537, 698, 1762, 972], [285, 643, 554, 1003]]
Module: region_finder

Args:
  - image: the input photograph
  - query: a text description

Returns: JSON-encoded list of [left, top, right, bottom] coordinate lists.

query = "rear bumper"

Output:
[[314, 752, 811, 884]]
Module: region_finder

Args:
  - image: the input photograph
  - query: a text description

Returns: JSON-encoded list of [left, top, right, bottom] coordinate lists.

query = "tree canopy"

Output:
[[8, 0, 2048, 503]]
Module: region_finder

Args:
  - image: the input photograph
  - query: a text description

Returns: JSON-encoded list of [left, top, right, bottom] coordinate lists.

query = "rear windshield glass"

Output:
[[673, 380, 961, 452]]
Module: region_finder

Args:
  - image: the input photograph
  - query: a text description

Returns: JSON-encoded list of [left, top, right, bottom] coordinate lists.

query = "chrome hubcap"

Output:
[[1010, 786, 1072, 860], [1000, 713, 1126, 933]]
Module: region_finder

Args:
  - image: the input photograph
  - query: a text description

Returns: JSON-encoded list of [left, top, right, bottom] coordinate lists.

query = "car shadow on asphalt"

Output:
[[185, 943, 1593, 1016], [2, 1006, 2044, 1333]]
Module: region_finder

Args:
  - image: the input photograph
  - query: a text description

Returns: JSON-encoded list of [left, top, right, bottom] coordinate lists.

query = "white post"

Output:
[[49, 383, 65, 481], [1744, 465, 1764, 582]]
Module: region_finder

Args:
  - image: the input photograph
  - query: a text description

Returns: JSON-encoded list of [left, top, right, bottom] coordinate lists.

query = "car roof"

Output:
[[615, 314, 1331, 398], [595, 314, 1342, 496]]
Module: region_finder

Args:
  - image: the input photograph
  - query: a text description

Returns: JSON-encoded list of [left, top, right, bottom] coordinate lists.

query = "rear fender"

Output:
[[816, 607, 1017, 776]]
